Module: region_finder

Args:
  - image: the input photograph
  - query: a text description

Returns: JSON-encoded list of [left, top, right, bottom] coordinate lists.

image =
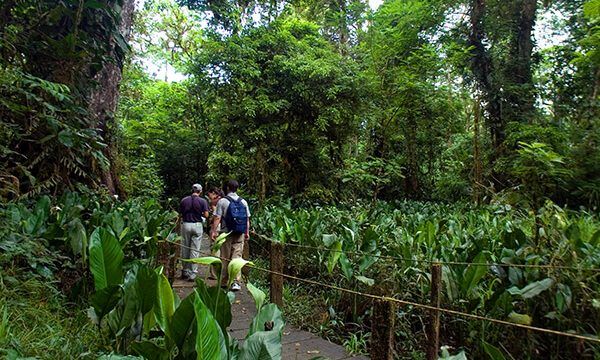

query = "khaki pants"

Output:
[[220, 232, 244, 285], [181, 222, 203, 277]]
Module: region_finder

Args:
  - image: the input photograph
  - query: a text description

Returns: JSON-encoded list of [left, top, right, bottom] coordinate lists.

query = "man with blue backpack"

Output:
[[210, 179, 250, 291]]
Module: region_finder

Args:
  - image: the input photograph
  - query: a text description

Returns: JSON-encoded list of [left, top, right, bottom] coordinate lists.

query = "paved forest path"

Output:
[[172, 237, 369, 360]]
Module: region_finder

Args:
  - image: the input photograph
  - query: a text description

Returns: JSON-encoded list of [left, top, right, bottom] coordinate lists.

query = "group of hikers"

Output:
[[178, 179, 250, 292]]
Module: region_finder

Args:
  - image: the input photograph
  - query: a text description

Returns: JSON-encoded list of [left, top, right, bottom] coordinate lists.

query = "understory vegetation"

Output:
[[0, 194, 283, 359], [251, 201, 600, 358], [1, 0, 599, 359]]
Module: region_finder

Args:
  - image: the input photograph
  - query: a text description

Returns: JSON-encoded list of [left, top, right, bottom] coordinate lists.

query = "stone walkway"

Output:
[[173, 240, 369, 360]]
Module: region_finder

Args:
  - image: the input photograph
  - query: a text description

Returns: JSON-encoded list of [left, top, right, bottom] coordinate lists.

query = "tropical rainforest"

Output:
[[0, 0, 599, 359]]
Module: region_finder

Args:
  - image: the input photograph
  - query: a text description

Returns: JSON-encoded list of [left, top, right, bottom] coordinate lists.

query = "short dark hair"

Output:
[[225, 179, 239, 193], [207, 187, 224, 197]]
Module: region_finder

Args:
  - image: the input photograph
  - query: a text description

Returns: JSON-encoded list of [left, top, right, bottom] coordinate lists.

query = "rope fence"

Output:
[[247, 265, 600, 344], [160, 237, 600, 353], [250, 231, 600, 273]]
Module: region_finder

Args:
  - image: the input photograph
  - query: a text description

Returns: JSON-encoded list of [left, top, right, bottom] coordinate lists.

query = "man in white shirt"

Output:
[[210, 179, 250, 291]]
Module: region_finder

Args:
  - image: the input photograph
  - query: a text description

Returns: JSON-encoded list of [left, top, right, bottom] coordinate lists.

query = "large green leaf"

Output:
[[247, 282, 266, 312], [143, 310, 156, 336], [326, 240, 342, 274], [508, 278, 554, 299], [439, 349, 467, 360], [461, 252, 488, 295], [228, 258, 253, 287], [136, 265, 157, 315], [555, 283, 572, 313], [68, 218, 87, 262], [508, 311, 532, 325], [358, 252, 379, 273], [212, 232, 231, 253], [248, 303, 284, 337], [483, 341, 507, 360], [195, 279, 232, 331], [172, 293, 197, 352], [322, 234, 337, 247], [131, 340, 170, 360], [339, 252, 353, 280], [90, 285, 122, 325], [193, 293, 225, 360], [238, 330, 282, 360], [107, 268, 141, 337], [155, 272, 176, 342], [355, 275, 374, 286], [89, 227, 124, 290], [184, 257, 223, 282]]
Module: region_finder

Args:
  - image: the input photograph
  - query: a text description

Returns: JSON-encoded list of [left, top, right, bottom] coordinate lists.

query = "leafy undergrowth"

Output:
[[253, 200, 600, 359], [279, 282, 431, 358], [0, 276, 101, 359], [0, 193, 285, 360]]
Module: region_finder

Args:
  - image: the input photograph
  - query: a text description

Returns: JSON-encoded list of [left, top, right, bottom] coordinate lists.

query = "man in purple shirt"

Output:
[[179, 183, 209, 280]]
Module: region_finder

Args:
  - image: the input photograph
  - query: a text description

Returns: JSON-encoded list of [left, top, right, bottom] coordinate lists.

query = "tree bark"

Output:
[[469, 0, 503, 158], [505, 0, 537, 123], [469, 0, 508, 192], [337, 0, 349, 51], [88, 0, 135, 197], [473, 100, 483, 205]]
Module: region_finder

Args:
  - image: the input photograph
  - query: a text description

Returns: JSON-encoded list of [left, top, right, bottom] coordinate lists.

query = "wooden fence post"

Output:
[[270, 241, 284, 308], [371, 299, 395, 359], [427, 263, 442, 360]]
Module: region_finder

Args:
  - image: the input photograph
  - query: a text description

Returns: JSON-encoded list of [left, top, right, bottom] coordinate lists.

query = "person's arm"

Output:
[[211, 199, 224, 240], [201, 199, 209, 220], [244, 200, 251, 239], [245, 217, 250, 240], [211, 215, 220, 240]]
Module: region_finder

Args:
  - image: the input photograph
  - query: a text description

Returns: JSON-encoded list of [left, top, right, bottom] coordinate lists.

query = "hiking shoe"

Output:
[[230, 282, 241, 292], [188, 274, 197, 281]]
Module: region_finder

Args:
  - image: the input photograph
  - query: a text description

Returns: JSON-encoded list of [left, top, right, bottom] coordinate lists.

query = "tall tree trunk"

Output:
[[469, 0, 508, 192], [88, 0, 135, 197], [505, 0, 538, 123], [469, 0, 503, 159], [257, 144, 267, 202], [473, 99, 483, 205], [337, 0, 349, 50]]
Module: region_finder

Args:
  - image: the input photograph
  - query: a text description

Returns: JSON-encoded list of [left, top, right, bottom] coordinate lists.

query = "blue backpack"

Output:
[[224, 196, 248, 234]]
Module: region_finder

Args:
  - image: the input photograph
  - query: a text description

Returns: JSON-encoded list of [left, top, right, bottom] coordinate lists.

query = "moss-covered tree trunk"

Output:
[[88, 0, 135, 197]]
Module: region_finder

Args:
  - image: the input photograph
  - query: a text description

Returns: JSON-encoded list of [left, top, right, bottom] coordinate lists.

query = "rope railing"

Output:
[[250, 231, 600, 273], [248, 265, 600, 344], [160, 238, 600, 346]]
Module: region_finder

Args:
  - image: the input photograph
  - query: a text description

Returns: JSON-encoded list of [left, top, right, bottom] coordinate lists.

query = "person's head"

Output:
[[192, 183, 203, 195], [207, 187, 223, 205], [225, 179, 239, 194]]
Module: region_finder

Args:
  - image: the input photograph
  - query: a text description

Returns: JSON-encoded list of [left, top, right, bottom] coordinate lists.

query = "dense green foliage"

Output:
[[196, 18, 365, 199], [117, 0, 599, 208], [252, 200, 600, 358], [0, 0, 129, 198], [117, 65, 210, 198], [2, 0, 600, 359], [0, 193, 283, 359]]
